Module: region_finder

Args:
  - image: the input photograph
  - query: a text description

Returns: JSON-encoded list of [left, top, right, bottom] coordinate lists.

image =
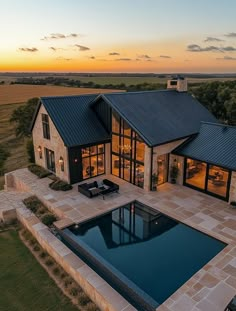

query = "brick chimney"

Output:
[[167, 76, 187, 92]]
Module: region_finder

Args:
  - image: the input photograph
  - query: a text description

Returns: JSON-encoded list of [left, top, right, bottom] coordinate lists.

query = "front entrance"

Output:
[[157, 154, 169, 185]]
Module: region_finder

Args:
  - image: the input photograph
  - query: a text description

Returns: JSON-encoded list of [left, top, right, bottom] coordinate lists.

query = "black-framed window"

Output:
[[42, 114, 50, 139], [82, 144, 105, 179], [45, 148, 55, 172], [184, 157, 231, 201], [111, 111, 145, 188]]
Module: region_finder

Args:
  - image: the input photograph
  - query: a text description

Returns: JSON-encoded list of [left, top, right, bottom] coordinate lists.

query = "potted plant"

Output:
[[230, 201, 236, 208], [151, 173, 158, 191], [170, 165, 179, 184]]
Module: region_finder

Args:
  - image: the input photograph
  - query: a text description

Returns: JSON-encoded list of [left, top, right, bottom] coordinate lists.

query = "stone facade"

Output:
[[229, 171, 236, 203], [32, 104, 70, 182]]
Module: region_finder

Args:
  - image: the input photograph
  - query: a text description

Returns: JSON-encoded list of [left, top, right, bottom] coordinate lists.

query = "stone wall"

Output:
[[229, 171, 236, 203], [32, 104, 70, 183], [143, 146, 152, 191], [17, 207, 135, 311]]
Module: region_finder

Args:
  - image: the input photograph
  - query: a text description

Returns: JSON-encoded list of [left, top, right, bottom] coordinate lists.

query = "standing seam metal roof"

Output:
[[173, 122, 236, 171], [101, 90, 217, 146], [40, 94, 110, 147]]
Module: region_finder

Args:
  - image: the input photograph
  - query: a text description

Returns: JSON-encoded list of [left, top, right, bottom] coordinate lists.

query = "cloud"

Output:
[[18, 47, 38, 52], [49, 47, 65, 51], [216, 55, 236, 60], [138, 54, 151, 59], [187, 44, 236, 53], [74, 44, 90, 51], [204, 37, 224, 42], [159, 55, 171, 59], [223, 46, 236, 51], [41, 33, 80, 40], [115, 58, 132, 61], [187, 44, 222, 52], [56, 57, 72, 61], [224, 32, 236, 38], [109, 52, 120, 55]]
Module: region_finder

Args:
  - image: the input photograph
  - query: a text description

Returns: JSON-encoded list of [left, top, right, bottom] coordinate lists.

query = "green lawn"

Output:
[[0, 230, 79, 311]]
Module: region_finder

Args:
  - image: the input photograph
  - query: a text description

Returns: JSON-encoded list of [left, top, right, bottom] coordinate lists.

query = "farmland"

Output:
[[0, 84, 121, 105]]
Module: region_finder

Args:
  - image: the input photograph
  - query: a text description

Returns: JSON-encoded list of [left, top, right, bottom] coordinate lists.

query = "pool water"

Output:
[[60, 201, 226, 310]]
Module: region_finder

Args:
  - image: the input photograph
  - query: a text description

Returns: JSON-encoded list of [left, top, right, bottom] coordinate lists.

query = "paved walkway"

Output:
[[2, 168, 236, 311]]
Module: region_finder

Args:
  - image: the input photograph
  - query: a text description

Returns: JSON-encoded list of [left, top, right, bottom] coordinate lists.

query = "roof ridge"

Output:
[[40, 93, 99, 100], [201, 121, 236, 129], [103, 89, 177, 96]]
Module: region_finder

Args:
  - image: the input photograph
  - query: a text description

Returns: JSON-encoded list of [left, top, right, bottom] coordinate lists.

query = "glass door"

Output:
[[157, 154, 168, 185]]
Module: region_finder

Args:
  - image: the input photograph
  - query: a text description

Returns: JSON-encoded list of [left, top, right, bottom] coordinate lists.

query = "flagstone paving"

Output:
[[2, 168, 236, 311]]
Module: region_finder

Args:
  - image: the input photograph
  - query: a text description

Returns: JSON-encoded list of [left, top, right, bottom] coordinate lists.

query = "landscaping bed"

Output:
[[0, 227, 89, 311]]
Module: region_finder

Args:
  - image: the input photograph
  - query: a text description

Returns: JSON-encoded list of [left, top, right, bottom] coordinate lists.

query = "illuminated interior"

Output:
[[185, 158, 230, 199], [82, 144, 105, 179], [111, 110, 145, 188]]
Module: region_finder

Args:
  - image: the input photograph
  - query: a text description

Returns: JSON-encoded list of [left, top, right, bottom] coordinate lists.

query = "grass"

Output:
[[0, 229, 79, 311], [0, 102, 29, 189]]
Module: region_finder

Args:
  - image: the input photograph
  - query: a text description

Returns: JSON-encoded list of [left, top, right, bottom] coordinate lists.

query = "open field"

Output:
[[0, 102, 28, 189], [0, 84, 121, 105], [1, 74, 236, 88], [0, 229, 79, 311]]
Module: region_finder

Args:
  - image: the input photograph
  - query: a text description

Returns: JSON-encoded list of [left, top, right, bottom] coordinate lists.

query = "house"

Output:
[[31, 77, 236, 203]]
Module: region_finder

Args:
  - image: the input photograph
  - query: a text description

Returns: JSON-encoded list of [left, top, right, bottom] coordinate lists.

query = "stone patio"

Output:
[[2, 168, 236, 311]]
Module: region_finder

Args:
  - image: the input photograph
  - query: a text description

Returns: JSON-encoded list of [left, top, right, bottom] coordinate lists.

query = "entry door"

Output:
[[157, 154, 168, 185]]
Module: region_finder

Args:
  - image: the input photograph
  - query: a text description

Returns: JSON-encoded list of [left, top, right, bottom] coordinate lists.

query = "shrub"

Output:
[[64, 276, 73, 288], [26, 138, 35, 163], [33, 244, 41, 252], [69, 287, 79, 297], [49, 179, 72, 191], [78, 292, 90, 306], [39, 251, 48, 259], [41, 213, 57, 226], [28, 164, 51, 178], [60, 272, 67, 279], [45, 258, 54, 266], [85, 302, 100, 311], [23, 196, 41, 213], [29, 237, 37, 246], [52, 267, 60, 275]]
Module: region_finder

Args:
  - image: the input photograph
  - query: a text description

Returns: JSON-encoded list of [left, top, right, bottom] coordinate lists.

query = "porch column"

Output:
[[144, 146, 152, 191]]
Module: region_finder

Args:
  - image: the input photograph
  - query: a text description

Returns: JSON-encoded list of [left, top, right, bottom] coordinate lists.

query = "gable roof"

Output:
[[100, 90, 217, 146], [173, 122, 236, 171], [33, 94, 110, 147]]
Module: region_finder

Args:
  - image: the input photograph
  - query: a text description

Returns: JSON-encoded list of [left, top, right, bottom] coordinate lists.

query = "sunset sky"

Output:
[[1, 0, 236, 73]]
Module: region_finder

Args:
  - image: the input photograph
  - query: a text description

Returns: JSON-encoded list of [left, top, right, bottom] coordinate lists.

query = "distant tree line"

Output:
[[10, 79, 236, 126]]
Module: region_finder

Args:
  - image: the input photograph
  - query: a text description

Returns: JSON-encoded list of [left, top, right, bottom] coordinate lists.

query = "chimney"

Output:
[[167, 75, 187, 92]]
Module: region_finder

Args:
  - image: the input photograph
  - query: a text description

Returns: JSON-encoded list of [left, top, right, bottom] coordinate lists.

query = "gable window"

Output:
[[45, 148, 55, 172], [42, 114, 50, 139]]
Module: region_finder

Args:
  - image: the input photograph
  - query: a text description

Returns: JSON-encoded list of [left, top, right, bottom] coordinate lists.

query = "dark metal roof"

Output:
[[101, 90, 217, 146], [39, 95, 110, 147], [173, 122, 236, 171]]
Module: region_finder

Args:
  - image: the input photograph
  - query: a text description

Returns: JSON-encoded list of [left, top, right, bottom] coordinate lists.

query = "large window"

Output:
[[111, 111, 145, 188], [42, 114, 50, 139], [184, 158, 230, 200], [82, 144, 105, 179], [45, 148, 55, 172]]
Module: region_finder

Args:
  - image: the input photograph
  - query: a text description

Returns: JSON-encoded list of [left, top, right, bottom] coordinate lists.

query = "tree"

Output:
[[10, 97, 38, 137]]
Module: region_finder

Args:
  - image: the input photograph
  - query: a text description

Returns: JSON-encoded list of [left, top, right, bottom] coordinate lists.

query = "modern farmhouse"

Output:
[[31, 77, 236, 203]]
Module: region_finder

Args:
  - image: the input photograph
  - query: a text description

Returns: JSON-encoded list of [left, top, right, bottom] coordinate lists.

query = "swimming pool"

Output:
[[59, 201, 226, 310]]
